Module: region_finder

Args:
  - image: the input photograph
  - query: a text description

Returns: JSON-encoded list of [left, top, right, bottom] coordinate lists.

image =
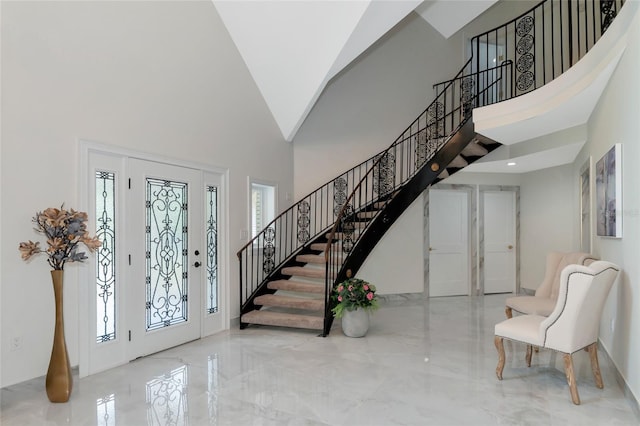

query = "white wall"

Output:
[[358, 194, 424, 295], [292, 12, 464, 199], [575, 5, 640, 403], [519, 165, 575, 290], [0, 1, 292, 387]]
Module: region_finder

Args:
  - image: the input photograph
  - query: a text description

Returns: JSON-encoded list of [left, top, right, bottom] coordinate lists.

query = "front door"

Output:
[[83, 148, 226, 376], [127, 159, 203, 359]]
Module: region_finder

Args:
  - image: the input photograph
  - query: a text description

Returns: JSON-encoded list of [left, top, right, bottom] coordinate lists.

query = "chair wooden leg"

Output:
[[505, 307, 513, 319], [588, 343, 604, 389], [526, 345, 533, 367], [495, 336, 505, 380], [563, 353, 581, 405]]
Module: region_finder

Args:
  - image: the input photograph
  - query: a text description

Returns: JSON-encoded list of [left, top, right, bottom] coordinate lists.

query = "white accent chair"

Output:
[[494, 261, 620, 405], [505, 251, 598, 318]]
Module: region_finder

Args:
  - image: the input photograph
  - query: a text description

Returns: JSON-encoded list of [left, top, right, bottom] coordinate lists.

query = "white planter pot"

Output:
[[341, 308, 369, 337]]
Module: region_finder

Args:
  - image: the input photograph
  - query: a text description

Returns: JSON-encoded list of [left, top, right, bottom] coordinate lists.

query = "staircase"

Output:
[[238, 189, 407, 331], [237, 0, 626, 336], [238, 119, 500, 334]]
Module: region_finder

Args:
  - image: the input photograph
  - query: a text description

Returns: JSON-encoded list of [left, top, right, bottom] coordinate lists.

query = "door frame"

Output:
[[424, 184, 476, 297], [479, 185, 520, 295], [78, 140, 230, 378]]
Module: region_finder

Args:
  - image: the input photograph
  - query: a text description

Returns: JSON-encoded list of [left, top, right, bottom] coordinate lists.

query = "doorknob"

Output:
[[194, 250, 200, 256], [429, 247, 436, 251], [194, 261, 202, 268], [508, 245, 513, 250]]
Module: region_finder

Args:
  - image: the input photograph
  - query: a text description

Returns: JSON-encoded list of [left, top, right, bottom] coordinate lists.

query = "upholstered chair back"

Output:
[[533, 252, 564, 298], [541, 261, 619, 354], [534, 251, 598, 300]]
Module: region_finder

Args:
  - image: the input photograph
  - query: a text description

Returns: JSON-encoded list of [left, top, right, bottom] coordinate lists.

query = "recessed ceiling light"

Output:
[[507, 162, 516, 166]]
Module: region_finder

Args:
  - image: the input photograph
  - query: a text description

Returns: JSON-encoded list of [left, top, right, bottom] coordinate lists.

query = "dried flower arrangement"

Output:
[[19, 206, 101, 270]]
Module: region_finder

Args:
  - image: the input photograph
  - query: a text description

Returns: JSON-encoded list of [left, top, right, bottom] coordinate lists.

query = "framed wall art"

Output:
[[595, 144, 622, 238]]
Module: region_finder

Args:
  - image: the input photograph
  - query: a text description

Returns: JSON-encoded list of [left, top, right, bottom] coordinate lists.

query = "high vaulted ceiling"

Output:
[[213, 0, 498, 141]]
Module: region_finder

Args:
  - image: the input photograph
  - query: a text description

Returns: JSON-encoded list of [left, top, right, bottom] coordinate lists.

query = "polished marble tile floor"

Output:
[[1, 295, 638, 425]]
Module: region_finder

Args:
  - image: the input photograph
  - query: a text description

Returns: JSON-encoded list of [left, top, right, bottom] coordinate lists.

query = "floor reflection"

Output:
[[96, 393, 115, 426], [207, 355, 218, 425], [145, 365, 189, 426], [1, 295, 638, 426]]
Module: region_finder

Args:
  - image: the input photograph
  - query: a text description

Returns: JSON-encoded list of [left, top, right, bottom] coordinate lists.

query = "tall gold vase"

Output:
[[46, 270, 73, 403]]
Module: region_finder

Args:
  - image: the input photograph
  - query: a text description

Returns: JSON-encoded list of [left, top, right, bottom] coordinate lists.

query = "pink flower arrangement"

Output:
[[331, 277, 378, 318]]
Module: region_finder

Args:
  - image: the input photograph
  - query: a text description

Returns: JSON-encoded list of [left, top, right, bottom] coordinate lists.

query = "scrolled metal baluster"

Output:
[[297, 200, 310, 244], [262, 227, 276, 274]]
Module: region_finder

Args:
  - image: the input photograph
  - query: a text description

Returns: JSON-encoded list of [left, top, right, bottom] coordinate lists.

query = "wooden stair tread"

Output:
[[336, 222, 368, 232], [310, 242, 328, 251], [448, 155, 468, 168], [296, 253, 327, 264], [357, 211, 378, 219], [281, 266, 325, 278], [325, 231, 361, 240], [373, 201, 389, 209], [310, 242, 343, 252], [268, 279, 324, 293], [461, 142, 489, 156], [241, 310, 324, 330], [254, 294, 324, 311]]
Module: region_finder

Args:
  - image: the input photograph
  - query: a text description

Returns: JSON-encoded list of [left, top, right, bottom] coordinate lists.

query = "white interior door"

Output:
[[428, 189, 470, 297], [128, 158, 203, 359], [483, 190, 516, 294]]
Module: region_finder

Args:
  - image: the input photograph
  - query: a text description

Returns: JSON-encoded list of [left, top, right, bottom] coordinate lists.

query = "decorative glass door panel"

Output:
[[145, 178, 189, 331], [202, 174, 225, 337], [96, 171, 117, 343], [128, 159, 202, 360], [206, 185, 218, 315]]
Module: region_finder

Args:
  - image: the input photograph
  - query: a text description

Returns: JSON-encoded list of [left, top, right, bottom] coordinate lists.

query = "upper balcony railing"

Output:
[[465, 0, 625, 103]]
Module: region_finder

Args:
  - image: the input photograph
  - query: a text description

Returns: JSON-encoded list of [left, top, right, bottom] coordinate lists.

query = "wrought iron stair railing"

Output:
[[237, 144, 403, 316], [321, 72, 503, 334], [237, 0, 626, 335]]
